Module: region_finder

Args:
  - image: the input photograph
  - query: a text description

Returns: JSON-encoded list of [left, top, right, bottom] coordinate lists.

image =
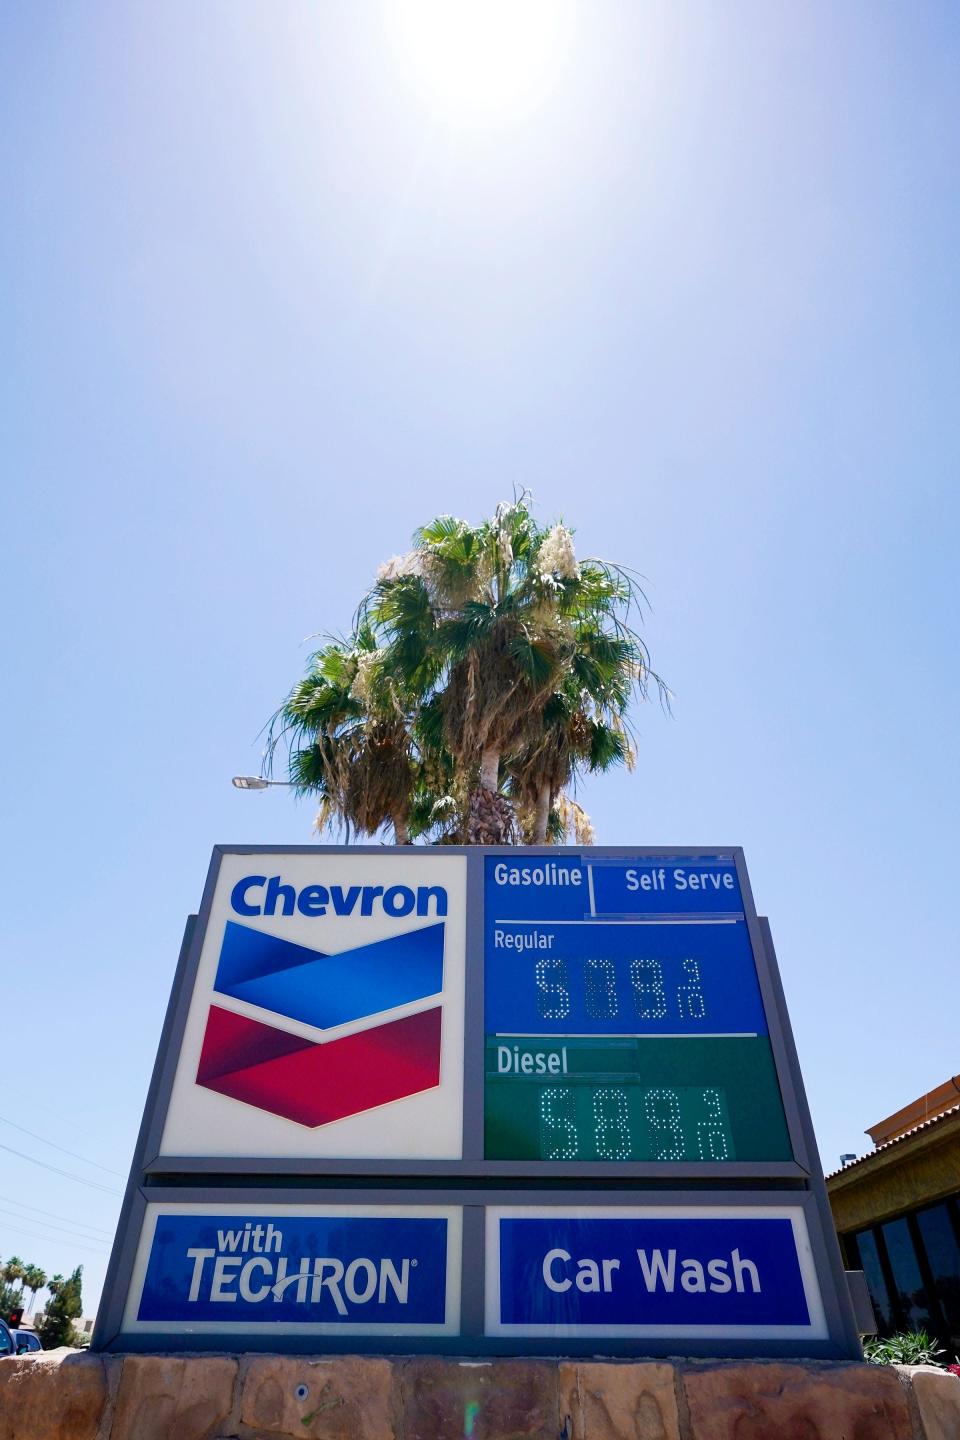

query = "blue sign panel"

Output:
[[489, 1209, 821, 1334], [485, 854, 766, 1038], [590, 859, 744, 917], [135, 1210, 452, 1329], [485, 916, 767, 1037], [486, 856, 745, 921]]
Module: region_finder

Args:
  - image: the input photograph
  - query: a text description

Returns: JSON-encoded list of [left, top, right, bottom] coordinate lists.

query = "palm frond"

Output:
[[267, 497, 669, 844]]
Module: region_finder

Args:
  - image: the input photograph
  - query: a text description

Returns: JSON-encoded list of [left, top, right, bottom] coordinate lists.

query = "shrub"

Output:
[[863, 1329, 946, 1367], [36, 1267, 82, 1350]]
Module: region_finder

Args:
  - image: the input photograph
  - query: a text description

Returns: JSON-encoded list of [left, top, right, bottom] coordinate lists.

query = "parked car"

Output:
[[0, 1320, 41, 1356], [10, 1330, 41, 1353]]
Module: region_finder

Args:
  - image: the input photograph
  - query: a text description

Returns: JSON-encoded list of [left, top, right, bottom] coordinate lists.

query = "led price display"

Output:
[[538, 1082, 732, 1162], [484, 856, 792, 1163], [485, 1035, 790, 1161]]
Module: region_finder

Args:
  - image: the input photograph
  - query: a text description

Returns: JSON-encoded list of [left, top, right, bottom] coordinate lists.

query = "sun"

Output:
[[387, 0, 578, 129]]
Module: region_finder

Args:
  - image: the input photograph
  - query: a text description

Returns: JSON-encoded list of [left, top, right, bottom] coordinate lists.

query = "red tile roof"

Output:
[[826, 1101, 960, 1181]]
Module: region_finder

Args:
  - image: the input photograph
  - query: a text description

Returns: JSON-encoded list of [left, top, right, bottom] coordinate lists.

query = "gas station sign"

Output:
[[94, 845, 860, 1360]]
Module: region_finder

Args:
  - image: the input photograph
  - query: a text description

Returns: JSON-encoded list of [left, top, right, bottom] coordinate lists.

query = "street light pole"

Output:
[[231, 776, 293, 790]]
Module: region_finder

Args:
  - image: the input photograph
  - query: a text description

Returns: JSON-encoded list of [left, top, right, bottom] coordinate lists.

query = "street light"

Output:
[[231, 776, 293, 790]]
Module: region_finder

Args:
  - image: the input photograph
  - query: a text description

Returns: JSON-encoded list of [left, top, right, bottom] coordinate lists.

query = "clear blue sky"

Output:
[[2, 2, 957, 1318]]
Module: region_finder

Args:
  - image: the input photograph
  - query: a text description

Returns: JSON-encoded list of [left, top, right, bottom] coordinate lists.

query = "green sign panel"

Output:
[[485, 1036, 791, 1161]]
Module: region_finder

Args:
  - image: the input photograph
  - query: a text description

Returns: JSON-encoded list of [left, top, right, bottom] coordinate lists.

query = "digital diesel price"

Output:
[[483, 856, 792, 1164]]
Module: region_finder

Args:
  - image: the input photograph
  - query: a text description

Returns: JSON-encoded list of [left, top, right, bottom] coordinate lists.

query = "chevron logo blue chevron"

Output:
[[212, 919, 445, 1031]]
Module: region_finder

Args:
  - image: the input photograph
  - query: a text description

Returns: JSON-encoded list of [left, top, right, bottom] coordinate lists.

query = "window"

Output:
[[915, 1203, 960, 1341], [850, 1228, 895, 1332], [845, 1196, 960, 1345], [882, 1217, 935, 1331]]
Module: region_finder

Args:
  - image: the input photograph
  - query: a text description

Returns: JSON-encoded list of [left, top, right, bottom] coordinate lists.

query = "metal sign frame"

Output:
[[95, 1184, 857, 1358], [93, 845, 859, 1358]]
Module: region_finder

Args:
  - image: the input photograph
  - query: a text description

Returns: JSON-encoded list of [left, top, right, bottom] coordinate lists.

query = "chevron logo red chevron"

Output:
[[195, 921, 445, 1126]]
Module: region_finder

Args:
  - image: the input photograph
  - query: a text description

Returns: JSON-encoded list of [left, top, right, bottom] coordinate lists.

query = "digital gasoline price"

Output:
[[483, 857, 794, 1164]]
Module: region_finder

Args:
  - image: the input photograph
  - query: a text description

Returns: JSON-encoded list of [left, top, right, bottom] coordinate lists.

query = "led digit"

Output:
[[695, 1087, 730, 1160], [629, 957, 668, 1019], [677, 957, 707, 1019], [592, 1087, 630, 1159], [534, 957, 570, 1020], [644, 1087, 685, 1160], [539, 1087, 579, 1159], [584, 957, 619, 1019]]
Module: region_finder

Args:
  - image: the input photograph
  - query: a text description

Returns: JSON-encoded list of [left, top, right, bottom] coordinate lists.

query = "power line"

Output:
[[0, 1114, 124, 1178], [0, 1205, 114, 1246], [0, 1212, 111, 1250], [0, 1194, 113, 1236], [0, 1219, 110, 1257], [0, 1143, 121, 1196]]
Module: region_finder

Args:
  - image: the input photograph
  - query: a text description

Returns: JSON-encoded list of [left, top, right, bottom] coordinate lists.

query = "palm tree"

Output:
[[2, 1256, 24, 1294], [507, 682, 633, 843], [503, 574, 651, 844], [267, 629, 416, 843], [368, 504, 559, 841], [22, 1265, 47, 1314], [369, 499, 665, 842], [270, 497, 666, 845]]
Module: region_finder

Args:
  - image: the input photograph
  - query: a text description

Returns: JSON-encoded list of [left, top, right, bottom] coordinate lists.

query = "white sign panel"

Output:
[[159, 852, 467, 1159]]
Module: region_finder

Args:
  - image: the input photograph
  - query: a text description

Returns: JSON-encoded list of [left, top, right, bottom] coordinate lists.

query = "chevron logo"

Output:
[[195, 921, 445, 1126]]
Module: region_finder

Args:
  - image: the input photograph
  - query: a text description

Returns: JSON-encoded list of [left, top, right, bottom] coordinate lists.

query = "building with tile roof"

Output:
[[827, 1076, 960, 1351]]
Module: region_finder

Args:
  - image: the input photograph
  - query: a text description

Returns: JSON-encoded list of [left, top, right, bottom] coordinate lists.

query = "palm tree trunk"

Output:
[[480, 745, 500, 792], [533, 783, 551, 843], [393, 813, 409, 845], [466, 785, 516, 844], [472, 745, 512, 842]]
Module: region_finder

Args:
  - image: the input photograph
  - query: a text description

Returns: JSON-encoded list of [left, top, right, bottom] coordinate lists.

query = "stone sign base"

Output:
[[1, 1350, 957, 1440]]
